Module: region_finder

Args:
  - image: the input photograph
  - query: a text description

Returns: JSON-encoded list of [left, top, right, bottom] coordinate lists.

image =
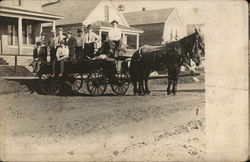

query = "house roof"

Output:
[[92, 21, 143, 33], [0, 5, 63, 21], [43, 0, 101, 25], [123, 8, 176, 25]]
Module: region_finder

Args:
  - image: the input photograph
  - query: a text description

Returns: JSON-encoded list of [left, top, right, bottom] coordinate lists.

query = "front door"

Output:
[[101, 31, 108, 45]]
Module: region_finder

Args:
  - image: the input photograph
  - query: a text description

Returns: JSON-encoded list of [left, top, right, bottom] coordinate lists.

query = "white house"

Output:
[[42, 0, 143, 50]]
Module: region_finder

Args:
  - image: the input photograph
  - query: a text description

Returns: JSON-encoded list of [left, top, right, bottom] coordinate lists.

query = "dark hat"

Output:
[[77, 28, 83, 33], [111, 20, 118, 25], [87, 24, 93, 29], [36, 41, 41, 46], [57, 27, 63, 31], [59, 39, 66, 44], [40, 32, 45, 36], [67, 31, 72, 34]]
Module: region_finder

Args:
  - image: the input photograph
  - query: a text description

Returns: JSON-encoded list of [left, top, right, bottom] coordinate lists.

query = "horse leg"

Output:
[[132, 80, 137, 95], [139, 79, 144, 95], [167, 73, 173, 95], [172, 68, 180, 95], [145, 73, 150, 95], [172, 77, 178, 95]]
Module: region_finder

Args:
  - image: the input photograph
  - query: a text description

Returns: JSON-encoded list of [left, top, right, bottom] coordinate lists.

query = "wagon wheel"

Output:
[[62, 73, 83, 94], [111, 72, 130, 95], [86, 70, 107, 96], [38, 74, 61, 95]]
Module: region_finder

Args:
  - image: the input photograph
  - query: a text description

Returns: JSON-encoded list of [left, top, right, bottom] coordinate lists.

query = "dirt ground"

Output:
[[0, 79, 205, 161]]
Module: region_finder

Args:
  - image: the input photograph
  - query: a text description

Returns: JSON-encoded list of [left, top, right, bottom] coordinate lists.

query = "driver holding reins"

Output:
[[108, 20, 122, 57]]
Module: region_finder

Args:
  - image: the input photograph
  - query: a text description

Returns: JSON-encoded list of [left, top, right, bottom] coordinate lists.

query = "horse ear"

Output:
[[195, 28, 198, 33]]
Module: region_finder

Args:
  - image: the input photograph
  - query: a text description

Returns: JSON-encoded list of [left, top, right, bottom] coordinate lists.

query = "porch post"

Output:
[[18, 17, 22, 55], [136, 34, 139, 49], [52, 21, 56, 32]]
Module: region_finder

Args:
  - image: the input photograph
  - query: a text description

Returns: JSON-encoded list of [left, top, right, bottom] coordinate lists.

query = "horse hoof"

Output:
[[167, 91, 171, 95], [173, 92, 177, 95]]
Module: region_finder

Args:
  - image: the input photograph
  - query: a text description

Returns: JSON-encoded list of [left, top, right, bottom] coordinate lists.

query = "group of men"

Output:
[[32, 20, 122, 76]]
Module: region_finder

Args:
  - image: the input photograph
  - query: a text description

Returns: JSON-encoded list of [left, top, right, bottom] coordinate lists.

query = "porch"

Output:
[[0, 5, 62, 65]]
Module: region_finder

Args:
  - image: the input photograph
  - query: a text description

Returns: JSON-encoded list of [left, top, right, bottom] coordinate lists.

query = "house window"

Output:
[[7, 21, 35, 46], [22, 22, 27, 44], [27, 24, 35, 44], [12, 0, 22, 6], [104, 5, 109, 22], [22, 21, 35, 45], [7, 23, 18, 46]]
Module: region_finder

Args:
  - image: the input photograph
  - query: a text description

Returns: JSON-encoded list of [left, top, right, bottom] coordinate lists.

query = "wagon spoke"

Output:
[[111, 72, 130, 95], [96, 87, 100, 95]]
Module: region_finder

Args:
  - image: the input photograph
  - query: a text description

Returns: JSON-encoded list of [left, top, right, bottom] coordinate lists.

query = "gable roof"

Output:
[[123, 8, 176, 25], [42, 0, 101, 26]]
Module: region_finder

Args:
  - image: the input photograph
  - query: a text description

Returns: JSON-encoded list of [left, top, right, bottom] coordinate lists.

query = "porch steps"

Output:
[[1, 55, 33, 66], [0, 55, 33, 72]]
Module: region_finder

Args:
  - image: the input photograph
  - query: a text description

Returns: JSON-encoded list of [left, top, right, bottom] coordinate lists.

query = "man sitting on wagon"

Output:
[[108, 20, 123, 58], [31, 41, 47, 75], [52, 39, 69, 77]]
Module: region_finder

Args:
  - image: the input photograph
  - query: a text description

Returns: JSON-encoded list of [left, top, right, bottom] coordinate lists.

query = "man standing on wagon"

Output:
[[48, 30, 57, 64], [108, 20, 123, 57], [55, 27, 65, 47], [66, 31, 77, 61], [84, 24, 100, 58], [75, 28, 85, 60], [39, 32, 48, 62]]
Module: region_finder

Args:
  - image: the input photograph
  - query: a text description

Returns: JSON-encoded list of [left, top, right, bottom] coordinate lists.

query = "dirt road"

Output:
[[0, 80, 205, 161]]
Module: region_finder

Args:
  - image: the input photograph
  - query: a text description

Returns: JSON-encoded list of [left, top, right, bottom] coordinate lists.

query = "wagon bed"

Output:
[[37, 58, 130, 96]]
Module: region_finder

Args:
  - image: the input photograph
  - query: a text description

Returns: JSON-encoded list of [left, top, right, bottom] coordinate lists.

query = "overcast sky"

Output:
[[112, 0, 209, 25]]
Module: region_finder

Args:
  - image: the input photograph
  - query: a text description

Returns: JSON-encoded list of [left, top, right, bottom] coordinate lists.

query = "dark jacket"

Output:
[[33, 47, 47, 62]]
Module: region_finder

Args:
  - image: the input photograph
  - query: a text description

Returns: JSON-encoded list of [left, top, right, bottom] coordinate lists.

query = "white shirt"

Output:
[[56, 46, 69, 60], [84, 32, 100, 44], [109, 27, 121, 41]]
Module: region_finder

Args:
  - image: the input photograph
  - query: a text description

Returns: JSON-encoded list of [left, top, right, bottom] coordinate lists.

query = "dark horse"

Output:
[[129, 29, 205, 95], [95, 40, 126, 58]]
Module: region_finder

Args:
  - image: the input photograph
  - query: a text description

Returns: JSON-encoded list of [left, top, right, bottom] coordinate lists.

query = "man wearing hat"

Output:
[[32, 41, 47, 75], [108, 20, 122, 57], [75, 28, 85, 59], [55, 27, 65, 48], [84, 24, 100, 58], [65, 31, 77, 61], [39, 32, 48, 62], [48, 30, 57, 64], [52, 39, 69, 76]]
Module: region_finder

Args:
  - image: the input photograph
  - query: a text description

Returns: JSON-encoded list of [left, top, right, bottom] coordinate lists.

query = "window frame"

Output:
[[7, 21, 35, 46], [104, 5, 109, 22], [7, 23, 18, 46]]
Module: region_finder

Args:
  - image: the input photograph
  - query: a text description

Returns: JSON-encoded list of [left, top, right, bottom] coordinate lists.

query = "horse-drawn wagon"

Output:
[[37, 56, 131, 96]]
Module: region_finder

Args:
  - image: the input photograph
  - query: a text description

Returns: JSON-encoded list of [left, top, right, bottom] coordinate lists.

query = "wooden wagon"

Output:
[[37, 57, 131, 96]]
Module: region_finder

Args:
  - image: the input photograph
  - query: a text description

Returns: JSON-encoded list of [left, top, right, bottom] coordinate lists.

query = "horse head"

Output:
[[181, 29, 205, 66], [189, 29, 205, 66]]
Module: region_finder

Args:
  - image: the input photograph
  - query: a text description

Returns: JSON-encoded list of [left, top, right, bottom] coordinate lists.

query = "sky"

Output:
[[112, 0, 208, 25]]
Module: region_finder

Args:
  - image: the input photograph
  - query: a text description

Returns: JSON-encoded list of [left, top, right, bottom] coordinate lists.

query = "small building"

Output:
[[42, 0, 143, 52], [123, 8, 185, 46], [0, 0, 62, 65]]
